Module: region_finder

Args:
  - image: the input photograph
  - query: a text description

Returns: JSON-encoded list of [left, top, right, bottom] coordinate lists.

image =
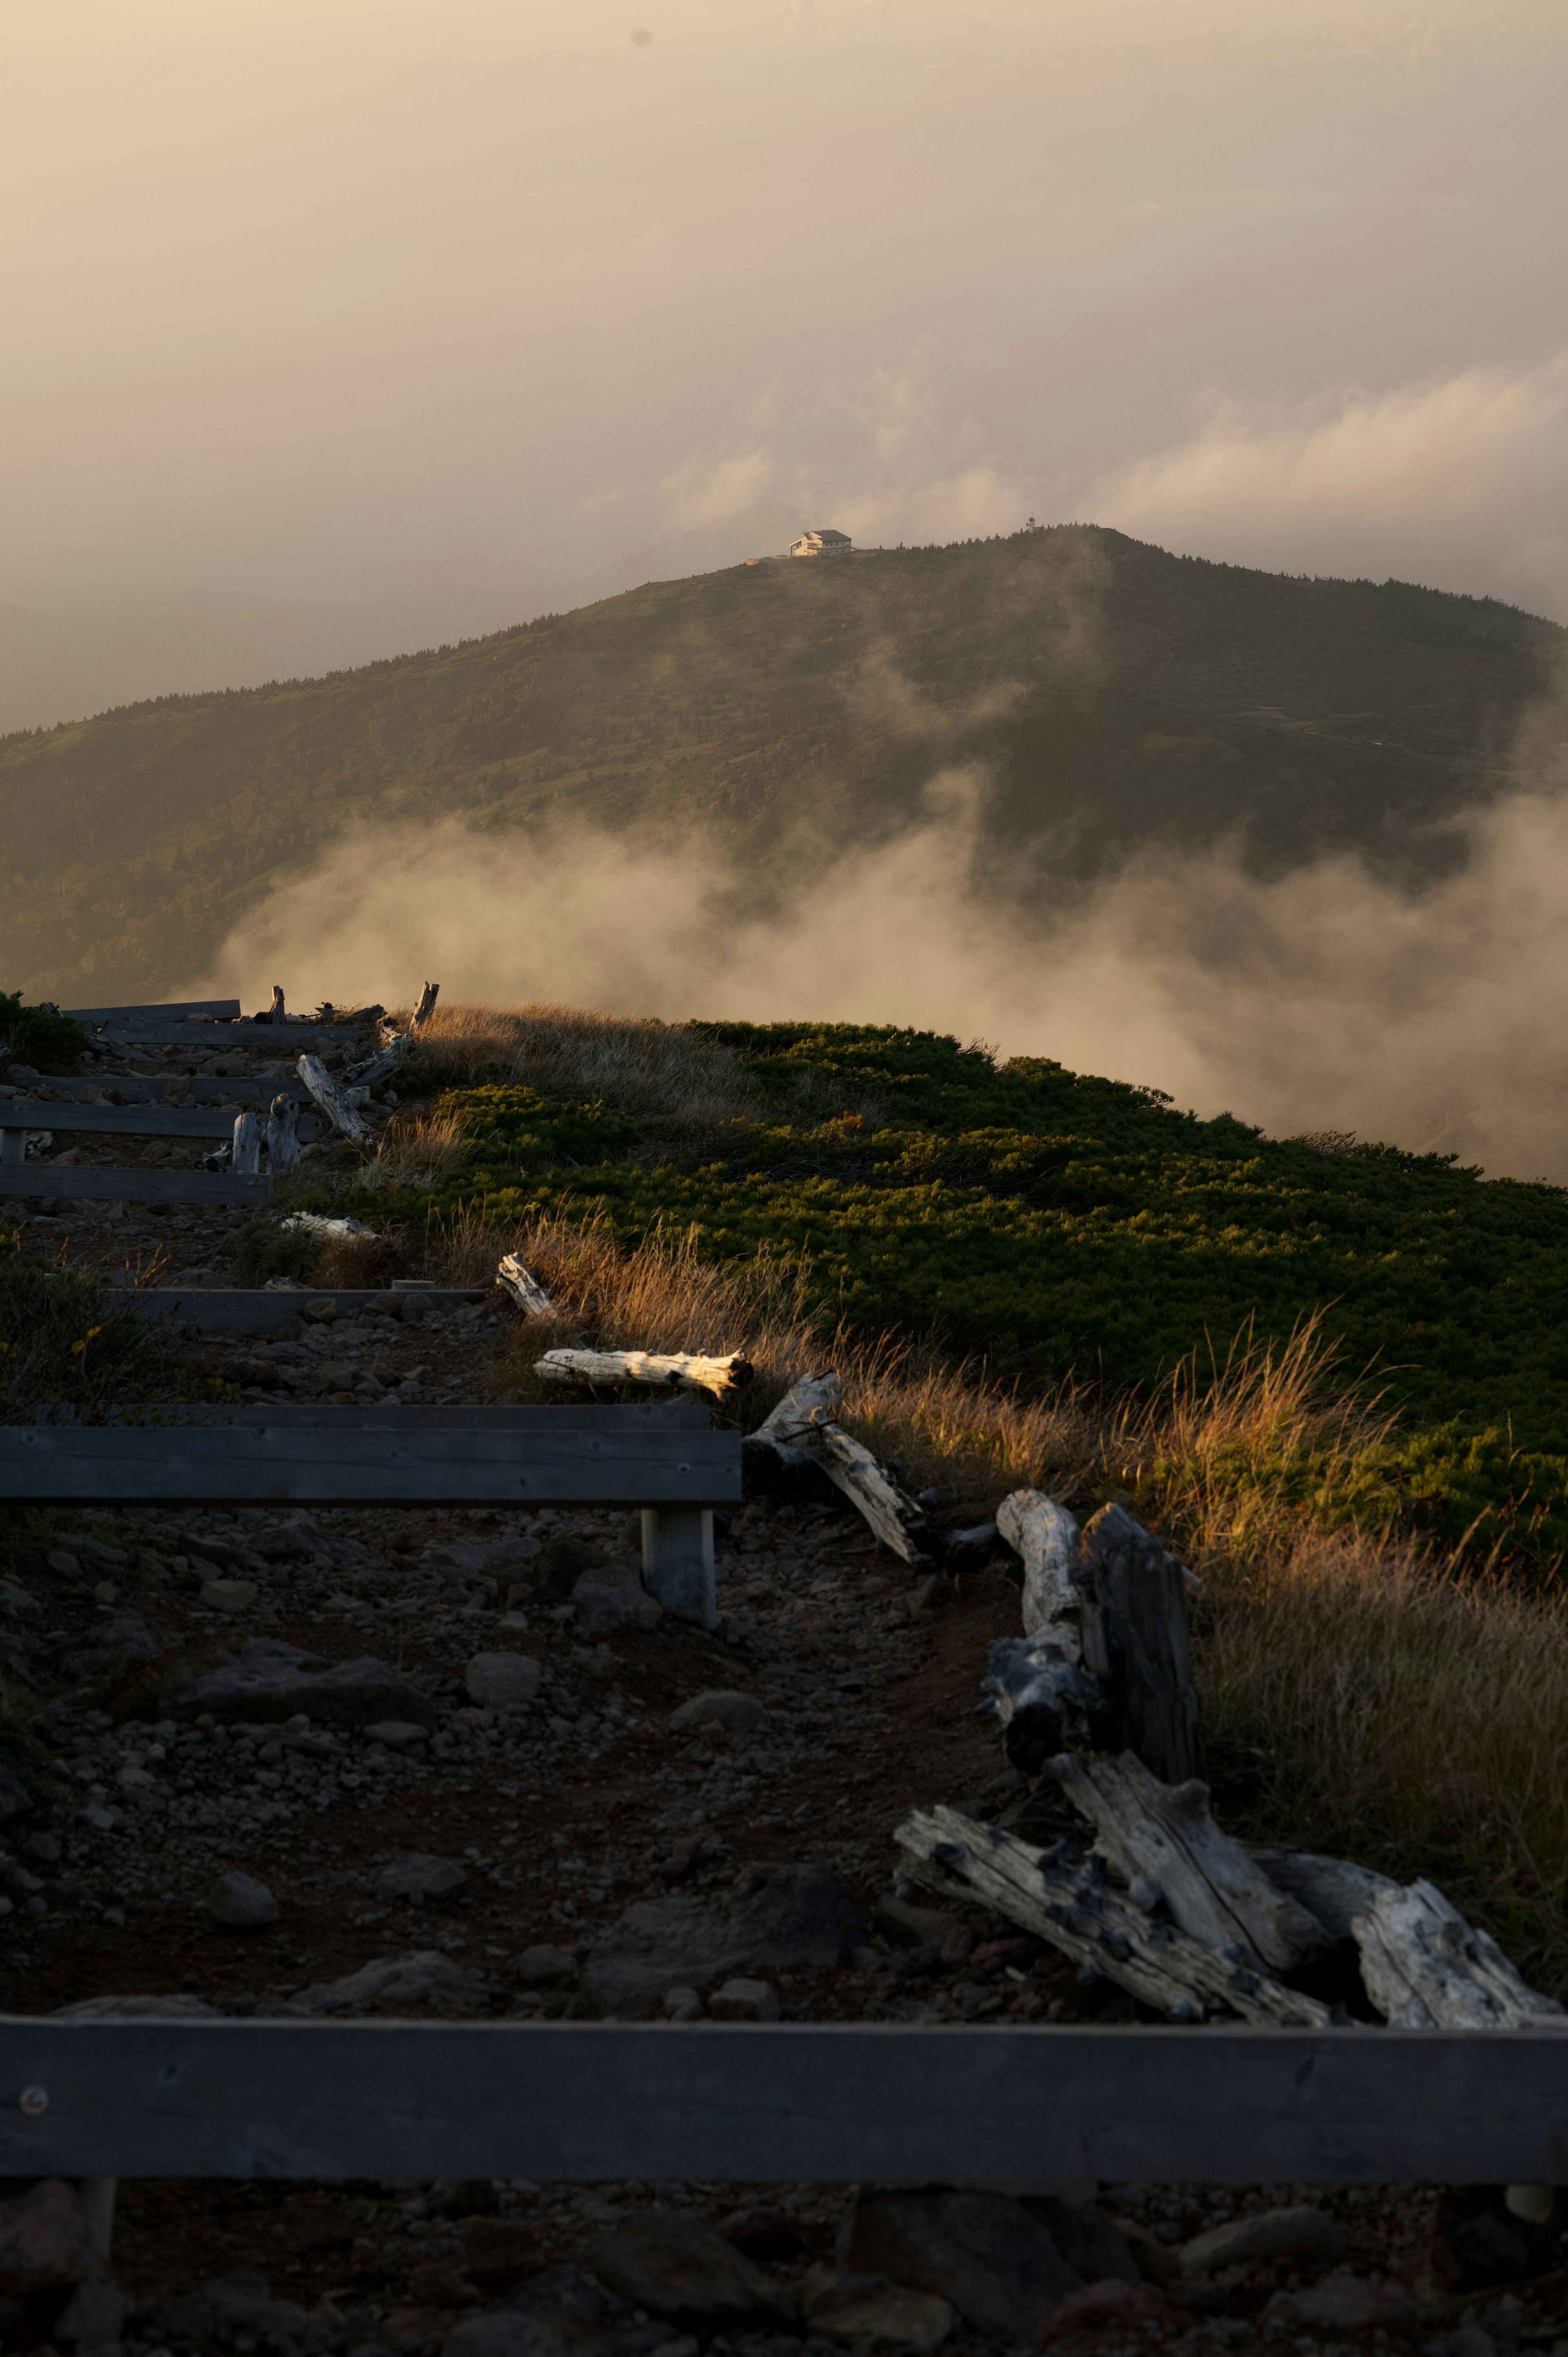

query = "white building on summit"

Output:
[[788, 527, 852, 558]]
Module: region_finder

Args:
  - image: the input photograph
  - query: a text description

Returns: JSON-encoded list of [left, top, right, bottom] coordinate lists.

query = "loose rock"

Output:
[[708, 1976, 781, 2021], [286, 1950, 492, 2014], [380, 1853, 470, 1907], [801, 2266, 954, 2352], [517, 1943, 576, 1985], [589, 2208, 790, 2330], [1264, 2273, 1421, 2331], [175, 1639, 437, 1731], [465, 1652, 543, 1710], [209, 1870, 280, 1929], [585, 1863, 867, 2010], [668, 1690, 769, 1735], [837, 2189, 1080, 2342], [1178, 2202, 1343, 2277]]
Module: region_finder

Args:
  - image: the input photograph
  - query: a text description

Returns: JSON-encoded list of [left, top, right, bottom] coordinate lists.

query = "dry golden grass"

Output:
[[393, 1002, 763, 1125], [357, 1112, 473, 1193], [425, 1205, 1568, 1989], [1196, 1525, 1568, 1991]]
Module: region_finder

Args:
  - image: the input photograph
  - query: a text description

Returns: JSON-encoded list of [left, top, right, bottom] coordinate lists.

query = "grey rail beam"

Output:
[[0, 1105, 316, 1142], [89, 1023, 361, 1051], [64, 1000, 241, 1023], [0, 1416, 739, 1506], [0, 1164, 270, 1208], [132, 1285, 477, 1331], [3, 2020, 1568, 2185]]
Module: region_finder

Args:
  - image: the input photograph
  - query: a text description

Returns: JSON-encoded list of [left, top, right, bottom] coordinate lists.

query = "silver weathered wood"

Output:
[[298, 1054, 374, 1143], [1352, 1880, 1566, 2029], [412, 981, 439, 1028], [641, 1506, 717, 1627], [896, 1804, 1331, 2027], [0, 1129, 24, 1165], [265, 1095, 301, 1175], [231, 1112, 261, 1175], [1080, 1503, 1200, 1785], [497, 1255, 554, 1315], [0, 1164, 271, 1207], [270, 986, 286, 1021], [64, 1001, 241, 1023], [0, 1419, 741, 1506], [129, 1287, 485, 1332], [0, 1104, 314, 1142], [538, 1347, 751, 1396], [1051, 1753, 1329, 1975], [16, 2015, 1564, 2186], [999, 1490, 1083, 1642], [1245, 1846, 1402, 1942], [751, 1373, 924, 1559]]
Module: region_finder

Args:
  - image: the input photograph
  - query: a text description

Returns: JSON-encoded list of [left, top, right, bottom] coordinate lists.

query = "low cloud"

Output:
[[199, 686, 1568, 1183], [1093, 352, 1568, 619]]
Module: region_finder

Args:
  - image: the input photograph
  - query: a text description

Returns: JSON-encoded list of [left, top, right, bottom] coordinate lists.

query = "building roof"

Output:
[[798, 527, 851, 542]]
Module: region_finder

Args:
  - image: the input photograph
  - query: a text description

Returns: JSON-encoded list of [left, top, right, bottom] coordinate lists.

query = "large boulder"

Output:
[[837, 2190, 1081, 2341], [173, 1638, 437, 1730], [584, 1861, 866, 2010]]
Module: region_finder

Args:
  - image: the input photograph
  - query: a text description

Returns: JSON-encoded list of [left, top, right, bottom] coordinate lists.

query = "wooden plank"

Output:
[[20, 1077, 313, 1107], [0, 1165, 270, 1208], [0, 1105, 317, 1142], [64, 1000, 241, 1023], [0, 1421, 740, 1505], [3, 2019, 1568, 2185], [91, 1023, 361, 1051], [132, 1286, 480, 1331]]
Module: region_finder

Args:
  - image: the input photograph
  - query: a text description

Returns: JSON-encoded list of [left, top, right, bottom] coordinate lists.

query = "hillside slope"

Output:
[[2, 526, 1561, 1003]]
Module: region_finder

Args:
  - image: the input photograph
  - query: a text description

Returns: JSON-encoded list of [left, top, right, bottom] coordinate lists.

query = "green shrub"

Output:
[[0, 991, 90, 1077]]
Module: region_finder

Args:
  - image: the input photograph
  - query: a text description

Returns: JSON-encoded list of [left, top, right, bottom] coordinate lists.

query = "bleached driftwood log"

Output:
[[1052, 1751, 1328, 1975], [265, 1095, 301, 1176], [895, 1804, 1332, 2027], [497, 1255, 554, 1316], [748, 1373, 925, 1559], [1080, 1503, 1200, 1785], [745, 1373, 926, 1560], [298, 1054, 374, 1144], [535, 1347, 751, 1396], [345, 1032, 411, 1090], [1244, 1845, 1400, 1941], [412, 981, 439, 1029], [231, 1112, 262, 1177], [1351, 1880, 1566, 2029], [1002, 1491, 1084, 1639], [280, 1211, 373, 1242], [983, 1493, 1102, 1767]]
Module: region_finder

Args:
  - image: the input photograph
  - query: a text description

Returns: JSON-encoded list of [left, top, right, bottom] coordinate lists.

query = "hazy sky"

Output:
[[5, 0, 1567, 727]]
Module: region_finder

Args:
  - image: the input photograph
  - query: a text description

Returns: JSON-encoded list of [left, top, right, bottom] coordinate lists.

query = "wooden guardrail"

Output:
[[63, 999, 242, 1024], [0, 1105, 275, 1210], [2, 2019, 1566, 2185]]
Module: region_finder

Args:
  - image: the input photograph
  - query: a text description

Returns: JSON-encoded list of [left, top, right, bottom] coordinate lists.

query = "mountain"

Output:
[[2, 525, 1561, 1003]]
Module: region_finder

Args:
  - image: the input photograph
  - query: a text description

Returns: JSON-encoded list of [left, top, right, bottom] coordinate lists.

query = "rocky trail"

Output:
[[0, 1028, 1562, 2357]]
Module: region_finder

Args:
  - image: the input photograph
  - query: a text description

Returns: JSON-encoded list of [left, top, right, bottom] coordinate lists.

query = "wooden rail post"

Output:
[[641, 1507, 716, 1627]]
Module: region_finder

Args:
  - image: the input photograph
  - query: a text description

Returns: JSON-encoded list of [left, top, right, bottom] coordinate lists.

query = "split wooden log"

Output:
[[265, 1096, 301, 1177], [230, 1113, 262, 1177], [1080, 1504, 1200, 1785], [497, 1255, 555, 1316], [345, 1032, 412, 1090], [1051, 1752, 1329, 1975], [895, 1804, 1333, 2027], [1351, 1880, 1566, 2029], [412, 982, 439, 1030], [534, 1347, 750, 1397], [1244, 1845, 1401, 1942], [1000, 1490, 1083, 1641], [297, 1055, 374, 1144], [746, 1373, 926, 1561]]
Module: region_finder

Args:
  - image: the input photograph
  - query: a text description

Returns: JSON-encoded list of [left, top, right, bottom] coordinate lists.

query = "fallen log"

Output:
[[1244, 1845, 1401, 1942], [1350, 1880, 1566, 2030], [746, 1374, 926, 1561], [895, 1804, 1333, 2027], [1051, 1751, 1329, 1975], [265, 1095, 301, 1177], [497, 1255, 554, 1316], [345, 1032, 412, 1089], [297, 1055, 374, 1144], [535, 1347, 750, 1397]]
